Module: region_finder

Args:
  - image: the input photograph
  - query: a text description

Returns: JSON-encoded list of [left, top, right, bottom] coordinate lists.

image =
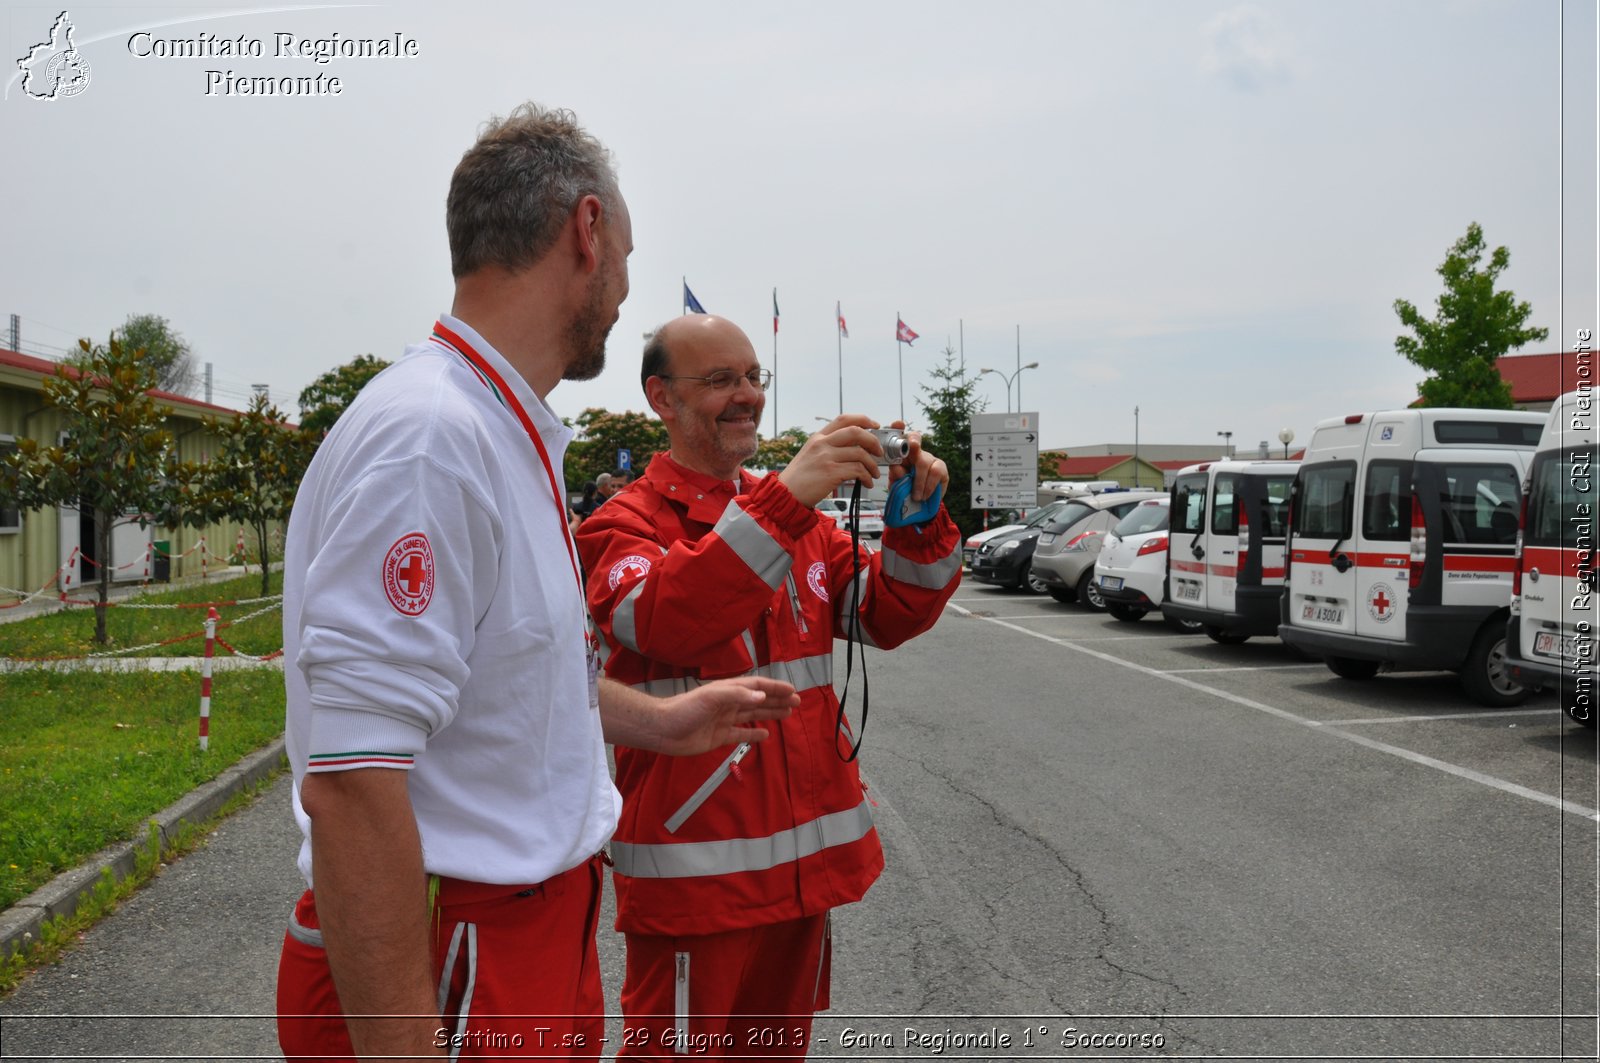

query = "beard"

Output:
[[562, 265, 618, 382]]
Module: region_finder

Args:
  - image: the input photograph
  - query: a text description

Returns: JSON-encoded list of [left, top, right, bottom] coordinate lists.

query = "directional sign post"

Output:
[[970, 411, 1039, 510]]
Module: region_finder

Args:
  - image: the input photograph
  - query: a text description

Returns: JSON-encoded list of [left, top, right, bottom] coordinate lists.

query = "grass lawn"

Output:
[[0, 572, 284, 661], [0, 669, 286, 910]]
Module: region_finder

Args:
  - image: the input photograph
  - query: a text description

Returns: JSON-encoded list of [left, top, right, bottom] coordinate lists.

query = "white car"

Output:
[[816, 497, 884, 537], [1091, 497, 1202, 632]]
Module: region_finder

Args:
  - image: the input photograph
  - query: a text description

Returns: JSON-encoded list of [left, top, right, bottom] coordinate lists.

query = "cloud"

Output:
[[1202, 4, 1296, 92]]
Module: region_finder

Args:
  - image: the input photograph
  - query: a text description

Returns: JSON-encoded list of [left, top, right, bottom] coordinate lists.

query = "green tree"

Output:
[[566, 407, 670, 488], [195, 394, 317, 595], [114, 313, 197, 395], [915, 343, 988, 538], [1395, 222, 1549, 408], [754, 427, 809, 470], [0, 337, 178, 643], [297, 353, 391, 437]]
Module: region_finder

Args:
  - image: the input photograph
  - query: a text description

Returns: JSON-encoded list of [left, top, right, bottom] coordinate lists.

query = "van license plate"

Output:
[[1534, 632, 1579, 661], [1174, 580, 1201, 601], [1301, 603, 1344, 624]]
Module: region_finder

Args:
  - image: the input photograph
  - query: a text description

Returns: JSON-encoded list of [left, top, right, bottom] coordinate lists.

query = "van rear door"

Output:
[[1206, 472, 1241, 614], [1288, 459, 1359, 634], [1352, 458, 1413, 640], [1168, 472, 1209, 609], [1410, 452, 1525, 610], [1519, 445, 1596, 668], [1241, 469, 1295, 589]]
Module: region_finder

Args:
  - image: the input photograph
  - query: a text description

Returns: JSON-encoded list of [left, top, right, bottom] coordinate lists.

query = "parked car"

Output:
[[1506, 389, 1597, 726], [816, 496, 884, 537], [963, 501, 1070, 566], [1029, 490, 1165, 607], [967, 501, 1075, 591], [1092, 497, 1202, 631]]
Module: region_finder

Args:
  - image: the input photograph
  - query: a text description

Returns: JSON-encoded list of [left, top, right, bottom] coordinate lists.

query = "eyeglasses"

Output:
[[657, 369, 773, 392]]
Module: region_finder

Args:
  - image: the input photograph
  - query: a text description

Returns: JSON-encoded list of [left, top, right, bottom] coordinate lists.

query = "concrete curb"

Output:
[[0, 737, 287, 961]]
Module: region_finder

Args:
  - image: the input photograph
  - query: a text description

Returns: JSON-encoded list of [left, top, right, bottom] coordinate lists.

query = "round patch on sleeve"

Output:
[[608, 554, 653, 590], [807, 560, 829, 603], [382, 533, 435, 616]]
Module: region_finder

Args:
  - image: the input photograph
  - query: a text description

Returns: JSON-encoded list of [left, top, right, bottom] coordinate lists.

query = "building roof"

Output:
[[1051, 453, 1136, 477], [0, 347, 243, 417], [1496, 351, 1584, 404]]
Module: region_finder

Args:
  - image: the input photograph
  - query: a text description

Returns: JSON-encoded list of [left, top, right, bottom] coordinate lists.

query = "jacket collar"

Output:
[[645, 452, 759, 524]]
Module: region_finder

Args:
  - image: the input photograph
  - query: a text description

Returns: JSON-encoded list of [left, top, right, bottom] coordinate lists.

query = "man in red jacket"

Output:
[[576, 314, 962, 1057]]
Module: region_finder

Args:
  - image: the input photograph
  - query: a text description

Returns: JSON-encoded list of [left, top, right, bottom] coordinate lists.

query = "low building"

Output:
[[0, 347, 281, 601]]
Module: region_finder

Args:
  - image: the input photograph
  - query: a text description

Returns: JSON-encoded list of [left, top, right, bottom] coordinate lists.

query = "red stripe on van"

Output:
[[1208, 563, 1238, 578], [1171, 560, 1206, 574], [1442, 554, 1516, 573], [1521, 546, 1575, 570]]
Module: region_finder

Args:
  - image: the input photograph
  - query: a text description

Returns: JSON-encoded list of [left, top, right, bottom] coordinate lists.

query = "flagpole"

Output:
[[896, 311, 904, 424], [959, 318, 965, 379], [681, 276, 686, 315], [836, 301, 843, 418], [1015, 324, 1022, 411], [771, 287, 779, 440]]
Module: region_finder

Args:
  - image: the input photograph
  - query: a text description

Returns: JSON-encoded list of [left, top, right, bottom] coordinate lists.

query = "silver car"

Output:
[[1029, 490, 1164, 608]]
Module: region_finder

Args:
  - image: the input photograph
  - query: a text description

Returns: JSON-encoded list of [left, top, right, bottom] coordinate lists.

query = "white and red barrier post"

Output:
[[199, 606, 218, 751]]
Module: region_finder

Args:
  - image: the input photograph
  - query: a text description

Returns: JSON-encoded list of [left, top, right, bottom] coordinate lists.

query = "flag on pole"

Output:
[[896, 316, 919, 344], [772, 289, 780, 334], [837, 304, 848, 339], [683, 282, 707, 314]]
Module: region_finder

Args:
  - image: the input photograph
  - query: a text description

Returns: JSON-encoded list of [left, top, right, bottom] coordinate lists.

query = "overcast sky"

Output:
[[4, 0, 1595, 456]]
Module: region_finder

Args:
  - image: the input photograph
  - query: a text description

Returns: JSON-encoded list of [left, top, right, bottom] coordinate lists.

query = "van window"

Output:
[[1436, 463, 1522, 545], [1296, 462, 1355, 539], [1210, 474, 1238, 535], [1258, 475, 1295, 539], [1362, 460, 1412, 542], [1433, 420, 1543, 447], [1172, 474, 1207, 534], [1523, 450, 1593, 547]]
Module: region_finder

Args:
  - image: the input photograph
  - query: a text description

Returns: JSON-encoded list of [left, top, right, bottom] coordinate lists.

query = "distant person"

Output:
[[573, 480, 600, 522], [575, 313, 962, 1057], [276, 104, 795, 1061]]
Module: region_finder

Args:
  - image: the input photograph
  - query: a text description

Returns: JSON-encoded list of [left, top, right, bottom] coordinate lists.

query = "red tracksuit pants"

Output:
[[618, 912, 831, 1060], [277, 855, 605, 1061]]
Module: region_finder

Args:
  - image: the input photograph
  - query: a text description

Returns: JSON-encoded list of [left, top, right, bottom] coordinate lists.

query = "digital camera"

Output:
[[871, 428, 910, 466]]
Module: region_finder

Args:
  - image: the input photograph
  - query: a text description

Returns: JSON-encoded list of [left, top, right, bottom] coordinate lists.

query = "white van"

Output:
[[1164, 459, 1299, 644], [1505, 388, 1597, 726], [1278, 408, 1546, 705]]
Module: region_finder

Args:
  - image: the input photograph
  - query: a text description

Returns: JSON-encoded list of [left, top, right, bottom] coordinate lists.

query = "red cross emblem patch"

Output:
[[608, 554, 652, 591], [383, 533, 435, 616], [1366, 581, 1396, 624]]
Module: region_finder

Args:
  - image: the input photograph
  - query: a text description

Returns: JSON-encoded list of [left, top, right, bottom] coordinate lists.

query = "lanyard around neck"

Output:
[[430, 320, 583, 595]]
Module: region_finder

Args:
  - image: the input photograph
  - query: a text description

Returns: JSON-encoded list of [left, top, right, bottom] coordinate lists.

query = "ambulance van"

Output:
[[1278, 408, 1545, 705], [1163, 459, 1299, 644], [1505, 388, 1597, 726]]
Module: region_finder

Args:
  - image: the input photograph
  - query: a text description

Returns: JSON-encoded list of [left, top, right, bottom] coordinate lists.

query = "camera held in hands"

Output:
[[870, 428, 910, 466]]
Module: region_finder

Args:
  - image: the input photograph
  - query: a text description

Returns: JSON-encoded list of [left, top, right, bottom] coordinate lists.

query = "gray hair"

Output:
[[446, 103, 622, 279]]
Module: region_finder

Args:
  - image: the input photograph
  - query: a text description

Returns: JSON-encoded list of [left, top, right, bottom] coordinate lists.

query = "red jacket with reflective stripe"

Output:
[[575, 454, 962, 936]]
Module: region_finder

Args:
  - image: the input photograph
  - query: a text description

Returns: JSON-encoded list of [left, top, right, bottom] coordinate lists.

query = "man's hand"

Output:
[[778, 415, 884, 507], [885, 420, 950, 503], [601, 676, 798, 754]]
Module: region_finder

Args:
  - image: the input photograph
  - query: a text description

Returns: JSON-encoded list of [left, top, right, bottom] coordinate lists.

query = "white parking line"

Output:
[[1315, 708, 1563, 727], [1161, 664, 1328, 674], [948, 603, 1600, 822], [973, 614, 1103, 622]]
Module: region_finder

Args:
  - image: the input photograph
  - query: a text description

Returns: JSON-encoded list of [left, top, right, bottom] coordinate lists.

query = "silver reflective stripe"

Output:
[[287, 912, 323, 949], [612, 582, 647, 653], [445, 923, 478, 1062], [628, 653, 834, 698], [611, 798, 875, 879], [674, 952, 690, 1054], [713, 500, 792, 589], [837, 571, 880, 647], [880, 543, 961, 589], [740, 629, 759, 667], [437, 921, 465, 1015], [664, 743, 749, 834]]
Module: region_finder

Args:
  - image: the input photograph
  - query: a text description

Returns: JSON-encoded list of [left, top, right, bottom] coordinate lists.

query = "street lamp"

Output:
[[979, 362, 1039, 413], [1217, 430, 1233, 458], [1278, 427, 1295, 460]]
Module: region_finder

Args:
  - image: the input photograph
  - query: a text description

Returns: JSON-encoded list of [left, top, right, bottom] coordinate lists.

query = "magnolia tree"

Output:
[[0, 337, 177, 643], [193, 394, 317, 596]]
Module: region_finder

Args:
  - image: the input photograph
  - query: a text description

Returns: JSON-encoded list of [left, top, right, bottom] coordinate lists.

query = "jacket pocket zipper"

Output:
[[664, 742, 751, 834]]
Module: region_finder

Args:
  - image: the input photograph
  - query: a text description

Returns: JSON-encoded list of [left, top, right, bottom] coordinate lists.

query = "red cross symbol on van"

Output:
[[1371, 588, 1392, 616]]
